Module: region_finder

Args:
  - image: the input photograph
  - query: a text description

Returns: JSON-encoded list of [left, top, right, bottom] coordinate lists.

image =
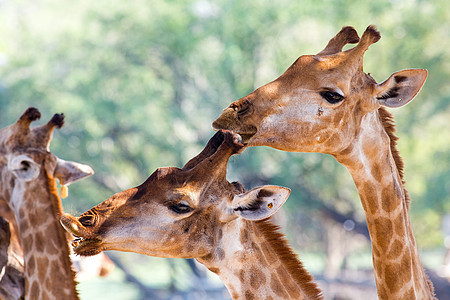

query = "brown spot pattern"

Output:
[[239, 269, 245, 283], [34, 231, 45, 252], [387, 239, 404, 260], [381, 187, 398, 213], [400, 251, 412, 279], [245, 290, 255, 300], [393, 213, 406, 236], [361, 182, 378, 214], [27, 256, 35, 274], [22, 233, 33, 252], [371, 163, 383, 182], [384, 262, 402, 294], [373, 217, 393, 251], [20, 218, 29, 234], [240, 227, 249, 245], [249, 266, 266, 289], [37, 256, 49, 279], [28, 211, 40, 227], [30, 280, 40, 300]]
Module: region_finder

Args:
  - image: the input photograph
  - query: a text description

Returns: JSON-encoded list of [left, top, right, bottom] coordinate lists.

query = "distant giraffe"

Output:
[[61, 130, 323, 299], [213, 25, 434, 299], [0, 216, 24, 299], [0, 107, 94, 299]]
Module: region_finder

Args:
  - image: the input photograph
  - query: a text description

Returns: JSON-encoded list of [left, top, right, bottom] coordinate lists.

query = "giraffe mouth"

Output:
[[211, 127, 256, 145], [71, 237, 103, 256], [60, 213, 104, 256]]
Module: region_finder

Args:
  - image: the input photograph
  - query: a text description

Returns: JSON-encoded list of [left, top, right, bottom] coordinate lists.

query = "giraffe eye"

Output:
[[320, 91, 344, 104], [168, 203, 193, 214]]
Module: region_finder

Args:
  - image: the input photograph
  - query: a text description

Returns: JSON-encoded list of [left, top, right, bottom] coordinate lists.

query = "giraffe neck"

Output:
[[335, 110, 433, 299], [197, 218, 322, 300], [10, 172, 78, 300]]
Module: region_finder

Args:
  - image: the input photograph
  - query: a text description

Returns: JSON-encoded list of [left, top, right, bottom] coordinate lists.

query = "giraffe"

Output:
[[60, 130, 323, 299], [0, 216, 24, 299], [212, 25, 434, 299], [0, 107, 95, 299]]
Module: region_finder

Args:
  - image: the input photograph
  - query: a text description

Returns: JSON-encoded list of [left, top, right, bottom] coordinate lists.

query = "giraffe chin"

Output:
[[71, 237, 103, 256]]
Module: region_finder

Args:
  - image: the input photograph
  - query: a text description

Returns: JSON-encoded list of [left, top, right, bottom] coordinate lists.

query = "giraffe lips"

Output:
[[212, 109, 257, 144], [212, 128, 255, 145], [60, 213, 103, 256], [71, 237, 103, 256]]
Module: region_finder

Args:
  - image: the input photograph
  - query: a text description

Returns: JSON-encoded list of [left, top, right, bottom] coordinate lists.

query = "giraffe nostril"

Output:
[[236, 100, 251, 117], [78, 214, 96, 227], [237, 106, 250, 116]]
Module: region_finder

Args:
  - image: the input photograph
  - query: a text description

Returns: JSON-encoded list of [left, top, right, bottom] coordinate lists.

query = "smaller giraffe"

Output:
[[0, 216, 24, 300], [0, 108, 95, 300], [61, 130, 323, 299]]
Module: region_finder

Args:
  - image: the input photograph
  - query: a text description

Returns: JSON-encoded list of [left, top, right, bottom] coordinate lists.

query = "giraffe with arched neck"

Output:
[[61, 130, 323, 299], [0, 107, 94, 299], [213, 26, 435, 299]]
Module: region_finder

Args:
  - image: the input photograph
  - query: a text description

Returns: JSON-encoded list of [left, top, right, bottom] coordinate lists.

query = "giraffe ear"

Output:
[[8, 155, 40, 182], [54, 158, 94, 186], [375, 69, 427, 108], [230, 185, 290, 221]]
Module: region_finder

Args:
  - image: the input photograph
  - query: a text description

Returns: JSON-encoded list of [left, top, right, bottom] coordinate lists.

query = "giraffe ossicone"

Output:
[[61, 130, 323, 299], [213, 25, 434, 299]]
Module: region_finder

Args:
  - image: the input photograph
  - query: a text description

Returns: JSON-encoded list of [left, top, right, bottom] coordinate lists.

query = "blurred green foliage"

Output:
[[0, 0, 449, 297]]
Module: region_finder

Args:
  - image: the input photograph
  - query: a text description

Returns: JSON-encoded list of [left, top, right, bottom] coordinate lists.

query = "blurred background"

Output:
[[0, 0, 449, 299]]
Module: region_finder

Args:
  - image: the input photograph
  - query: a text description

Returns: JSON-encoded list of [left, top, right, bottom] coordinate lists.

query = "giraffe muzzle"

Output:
[[60, 213, 104, 256]]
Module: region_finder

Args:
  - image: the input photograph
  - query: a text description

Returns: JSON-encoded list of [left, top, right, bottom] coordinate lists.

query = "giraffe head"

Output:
[[212, 26, 427, 155], [61, 130, 290, 258], [0, 107, 94, 204]]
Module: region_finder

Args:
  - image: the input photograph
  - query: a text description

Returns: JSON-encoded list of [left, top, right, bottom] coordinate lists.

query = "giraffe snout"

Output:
[[60, 213, 91, 238]]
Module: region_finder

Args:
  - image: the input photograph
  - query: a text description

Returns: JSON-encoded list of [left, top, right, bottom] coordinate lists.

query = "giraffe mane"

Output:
[[45, 170, 79, 298], [255, 218, 323, 299], [378, 107, 436, 297], [377, 107, 412, 209]]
